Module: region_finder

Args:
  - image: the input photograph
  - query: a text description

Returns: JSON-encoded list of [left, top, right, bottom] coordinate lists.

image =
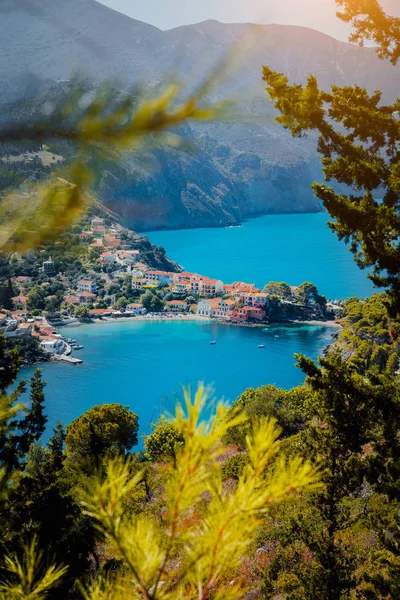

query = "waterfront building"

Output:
[[230, 306, 266, 322], [165, 300, 188, 313], [126, 303, 147, 315], [39, 338, 66, 354], [197, 299, 213, 317]]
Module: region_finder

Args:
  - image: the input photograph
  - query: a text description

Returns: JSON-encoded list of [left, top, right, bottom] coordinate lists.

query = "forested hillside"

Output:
[[2, 0, 400, 229]]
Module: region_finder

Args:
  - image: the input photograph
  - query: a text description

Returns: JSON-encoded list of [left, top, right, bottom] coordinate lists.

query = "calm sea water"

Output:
[[17, 212, 372, 441], [19, 320, 334, 442], [147, 212, 374, 299]]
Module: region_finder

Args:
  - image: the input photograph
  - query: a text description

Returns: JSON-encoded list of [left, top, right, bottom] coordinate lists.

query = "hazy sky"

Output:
[[98, 0, 352, 38]]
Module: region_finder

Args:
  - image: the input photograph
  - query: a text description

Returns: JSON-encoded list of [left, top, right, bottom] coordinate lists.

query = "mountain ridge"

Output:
[[1, 0, 399, 230]]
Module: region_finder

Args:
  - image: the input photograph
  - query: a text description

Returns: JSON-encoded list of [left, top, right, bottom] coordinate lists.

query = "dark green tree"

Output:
[[17, 369, 48, 457], [263, 0, 400, 313], [264, 281, 292, 299], [65, 403, 139, 461], [144, 417, 184, 463]]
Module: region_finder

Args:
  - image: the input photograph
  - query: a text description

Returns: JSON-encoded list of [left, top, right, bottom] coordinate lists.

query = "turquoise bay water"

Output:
[[147, 213, 374, 299], [17, 212, 372, 440], [19, 320, 334, 441]]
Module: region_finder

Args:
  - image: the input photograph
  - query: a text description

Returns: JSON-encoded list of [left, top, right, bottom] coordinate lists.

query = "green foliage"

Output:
[[337, 293, 399, 375], [0, 538, 67, 599], [0, 280, 14, 311], [65, 403, 139, 462], [144, 416, 184, 462], [74, 305, 89, 319], [335, 0, 400, 64], [139, 289, 164, 312], [226, 384, 309, 448], [78, 387, 320, 600], [262, 5, 400, 312], [264, 281, 292, 299], [0, 81, 224, 252]]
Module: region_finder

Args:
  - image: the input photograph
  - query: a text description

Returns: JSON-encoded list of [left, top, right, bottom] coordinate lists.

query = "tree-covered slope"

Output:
[[2, 0, 400, 229]]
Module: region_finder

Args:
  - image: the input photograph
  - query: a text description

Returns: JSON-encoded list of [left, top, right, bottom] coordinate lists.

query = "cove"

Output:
[[147, 212, 374, 299], [18, 320, 335, 441]]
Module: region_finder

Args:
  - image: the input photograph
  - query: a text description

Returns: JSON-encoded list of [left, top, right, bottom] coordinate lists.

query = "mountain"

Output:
[[1, 0, 400, 230]]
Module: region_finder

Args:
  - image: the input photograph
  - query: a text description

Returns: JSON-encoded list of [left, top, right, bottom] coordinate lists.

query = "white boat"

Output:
[[209, 341, 217, 345], [258, 344, 265, 348], [74, 345, 84, 350]]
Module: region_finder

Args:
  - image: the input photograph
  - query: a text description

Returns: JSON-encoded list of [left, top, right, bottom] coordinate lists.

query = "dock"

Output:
[[53, 354, 83, 365]]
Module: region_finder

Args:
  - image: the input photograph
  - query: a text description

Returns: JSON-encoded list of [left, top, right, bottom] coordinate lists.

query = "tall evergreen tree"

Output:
[[17, 369, 48, 457], [263, 0, 400, 313]]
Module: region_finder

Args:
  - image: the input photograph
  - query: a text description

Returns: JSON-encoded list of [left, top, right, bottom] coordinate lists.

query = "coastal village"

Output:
[[0, 215, 338, 363]]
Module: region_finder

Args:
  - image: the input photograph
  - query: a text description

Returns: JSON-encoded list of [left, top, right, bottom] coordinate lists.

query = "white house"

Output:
[[126, 303, 147, 316], [197, 299, 213, 317], [200, 278, 224, 297], [77, 279, 97, 293], [145, 271, 174, 286], [39, 338, 66, 354]]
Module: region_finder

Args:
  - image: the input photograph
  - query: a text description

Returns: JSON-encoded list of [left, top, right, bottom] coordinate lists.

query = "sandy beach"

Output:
[[61, 314, 340, 329], [62, 313, 211, 328]]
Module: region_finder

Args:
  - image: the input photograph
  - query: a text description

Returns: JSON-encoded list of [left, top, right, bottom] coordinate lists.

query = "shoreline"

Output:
[[61, 314, 212, 328], [60, 314, 340, 330]]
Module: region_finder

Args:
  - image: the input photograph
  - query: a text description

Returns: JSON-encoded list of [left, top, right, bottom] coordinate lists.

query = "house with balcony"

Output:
[[190, 277, 203, 294], [200, 278, 224, 297], [126, 303, 147, 315], [165, 300, 188, 313], [197, 299, 213, 317], [77, 279, 97, 294], [244, 292, 268, 307], [131, 278, 147, 291], [145, 271, 174, 286], [172, 282, 191, 294], [40, 338, 66, 355], [172, 272, 196, 285]]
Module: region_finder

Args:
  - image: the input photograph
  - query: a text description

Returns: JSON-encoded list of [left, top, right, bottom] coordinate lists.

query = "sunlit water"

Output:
[[147, 212, 374, 299], [19, 320, 335, 443], [17, 212, 372, 442]]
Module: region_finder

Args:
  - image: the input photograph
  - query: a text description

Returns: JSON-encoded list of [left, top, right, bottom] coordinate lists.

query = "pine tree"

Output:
[[262, 0, 400, 313], [17, 369, 48, 458]]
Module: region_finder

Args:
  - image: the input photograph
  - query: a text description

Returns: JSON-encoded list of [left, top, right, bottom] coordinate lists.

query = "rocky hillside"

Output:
[[1, 0, 400, 229]]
